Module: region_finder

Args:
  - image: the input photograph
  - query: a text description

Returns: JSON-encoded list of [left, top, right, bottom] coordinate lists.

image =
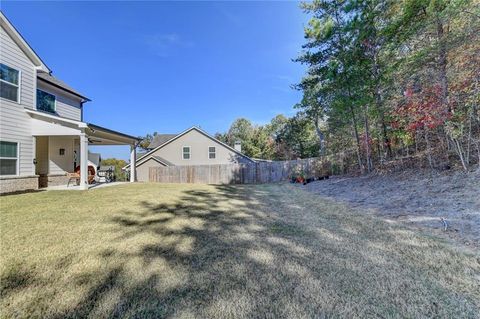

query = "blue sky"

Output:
[[2, 1, 308, 160]]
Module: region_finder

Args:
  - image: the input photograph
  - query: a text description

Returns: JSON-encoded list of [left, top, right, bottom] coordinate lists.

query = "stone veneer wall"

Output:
[[44, 174, 70, 187], [0, 175, 39, 194]]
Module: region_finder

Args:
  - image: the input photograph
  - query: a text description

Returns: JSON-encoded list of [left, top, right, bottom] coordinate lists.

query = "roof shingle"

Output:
[[148, 134, 178, 149], [152, 156, 174, 166], [37, 73, 90, 101]]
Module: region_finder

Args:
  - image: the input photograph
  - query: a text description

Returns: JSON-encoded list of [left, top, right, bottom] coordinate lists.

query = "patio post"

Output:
[[80, 132, 89, 190], [130, 143, 136, 182]]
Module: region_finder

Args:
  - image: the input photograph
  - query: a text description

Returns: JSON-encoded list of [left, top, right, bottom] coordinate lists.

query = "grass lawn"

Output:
[[1, 183, 479, 318]]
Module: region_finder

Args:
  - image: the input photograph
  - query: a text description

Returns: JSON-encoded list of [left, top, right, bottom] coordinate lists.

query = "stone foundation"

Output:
[[0, 175, 39, 194], [43, 174, 71, 187]]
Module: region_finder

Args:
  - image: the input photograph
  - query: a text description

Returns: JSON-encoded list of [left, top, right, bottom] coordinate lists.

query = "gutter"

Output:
[[37, 76, 91, 102]]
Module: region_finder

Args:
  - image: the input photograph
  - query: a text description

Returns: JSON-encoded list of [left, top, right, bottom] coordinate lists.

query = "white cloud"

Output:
[[271, 85, 292, 93], [276, 74, 294, 82], [221, 9, 243, 27], [143, 33, 194, 57]]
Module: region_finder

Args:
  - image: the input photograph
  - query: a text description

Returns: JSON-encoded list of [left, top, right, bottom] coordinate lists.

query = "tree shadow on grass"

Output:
[[6, 184, 479, 318], [0, 264, 37, 299], [58, 185, 341, 318]]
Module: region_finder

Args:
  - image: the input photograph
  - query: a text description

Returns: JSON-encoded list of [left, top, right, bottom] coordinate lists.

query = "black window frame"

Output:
[[36, 89, 56, 114], [0, 63, 20, 103], [0, 140, 19, 176]]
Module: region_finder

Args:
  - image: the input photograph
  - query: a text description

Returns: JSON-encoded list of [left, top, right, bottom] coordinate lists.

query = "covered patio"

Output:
[[27, 109, 140, 190]]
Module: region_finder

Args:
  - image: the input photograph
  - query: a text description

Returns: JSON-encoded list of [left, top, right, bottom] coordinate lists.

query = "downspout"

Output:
[[80, 100, 85, 122]]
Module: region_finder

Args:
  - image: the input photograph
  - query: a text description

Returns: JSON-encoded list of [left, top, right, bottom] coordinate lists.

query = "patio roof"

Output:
[[26, 108, 140, 145], [86, 123, 140, 145]]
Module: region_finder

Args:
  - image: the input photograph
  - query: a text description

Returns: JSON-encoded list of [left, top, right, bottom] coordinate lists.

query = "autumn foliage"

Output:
[[296, 0, 479, 173], [393, 84, 451, 132]]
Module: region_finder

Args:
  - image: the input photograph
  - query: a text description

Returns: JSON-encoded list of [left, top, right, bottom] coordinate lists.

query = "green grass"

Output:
[[1, 183, 479, 318]]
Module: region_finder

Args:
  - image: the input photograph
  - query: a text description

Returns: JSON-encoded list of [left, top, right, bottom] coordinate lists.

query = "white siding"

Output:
[[48, 136, 75, 174], [36, 81, 82, 121], [0, 25, 36, 176]]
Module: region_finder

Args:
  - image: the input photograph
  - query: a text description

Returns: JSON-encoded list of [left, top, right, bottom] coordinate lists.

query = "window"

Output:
[[0, 141, 18, 175], [0, 63, 20, 102], [37, 89, 56, 114], [208, 146, 216, 159], [182, 146, 191, 160]]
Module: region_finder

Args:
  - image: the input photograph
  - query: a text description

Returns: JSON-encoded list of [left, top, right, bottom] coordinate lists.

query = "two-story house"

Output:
[[0, 12, 140, 193]]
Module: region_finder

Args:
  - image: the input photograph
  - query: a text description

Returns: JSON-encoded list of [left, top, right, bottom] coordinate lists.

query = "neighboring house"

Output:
[[0, 12, 140, 193], [124, 126, 255, 182]]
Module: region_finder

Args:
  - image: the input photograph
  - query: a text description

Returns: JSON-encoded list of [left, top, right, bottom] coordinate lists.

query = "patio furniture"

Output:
[[97, 166, 116, 183], [71, 165, 96, 185], [66, 172, 80, 187]]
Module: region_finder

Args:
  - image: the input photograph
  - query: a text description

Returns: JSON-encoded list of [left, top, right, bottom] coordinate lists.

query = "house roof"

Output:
[[124, 126, 255, 169], [148, 134, 178, 149], [135, 155, 173, 168], [0, 11, 50, 73], [37, 73, 91, 102], [151, 156, 174, 166], [136, 151, 148, 158], [1, 12, 91, 102]]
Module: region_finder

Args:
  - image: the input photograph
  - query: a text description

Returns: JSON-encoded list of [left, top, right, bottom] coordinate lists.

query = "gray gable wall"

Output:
[[135, 128, 253, 181]]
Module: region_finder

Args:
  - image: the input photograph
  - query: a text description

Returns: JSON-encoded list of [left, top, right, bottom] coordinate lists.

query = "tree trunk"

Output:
[[415, 131, 418, 154], [477, 140, 480, 168], [363, 104, 373, 172], [466, 112, 473, 165], [377, 142, 382, 162], [425, 130, 434, 169], [372, 49, 392, 159], [436, 17, 449, 112], [350, 105, 364, 173], [454, 137, 468, 171], [313, 114, 325, 156], [380, 113, 392, 158]]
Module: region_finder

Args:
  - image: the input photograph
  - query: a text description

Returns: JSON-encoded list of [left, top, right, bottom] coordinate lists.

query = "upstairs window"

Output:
[[208, 146, 216, 159], [37, 89, 56, 114], [182, 146, 191, 160], [0, 63, 20, 102], [0, 141, 18, 176]]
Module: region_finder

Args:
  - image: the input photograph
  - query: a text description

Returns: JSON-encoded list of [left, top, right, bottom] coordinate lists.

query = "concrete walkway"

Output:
[[46, 182, 127, 191]]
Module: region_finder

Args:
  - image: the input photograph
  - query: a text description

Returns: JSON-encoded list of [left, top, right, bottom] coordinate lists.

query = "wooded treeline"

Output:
[[295, 0, 479, 173], [215, 0, 479, 173], [214, 116, 321, 160]]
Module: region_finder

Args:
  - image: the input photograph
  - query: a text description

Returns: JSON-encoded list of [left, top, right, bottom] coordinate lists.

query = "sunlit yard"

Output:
[[1, 183, 479, 318]]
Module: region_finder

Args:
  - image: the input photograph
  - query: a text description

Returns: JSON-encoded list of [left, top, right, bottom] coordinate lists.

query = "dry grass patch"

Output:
[[1, 183, 479, 318]]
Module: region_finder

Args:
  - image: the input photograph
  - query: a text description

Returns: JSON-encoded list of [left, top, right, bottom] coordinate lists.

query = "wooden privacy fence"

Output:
[[149, 157, 330, 184]]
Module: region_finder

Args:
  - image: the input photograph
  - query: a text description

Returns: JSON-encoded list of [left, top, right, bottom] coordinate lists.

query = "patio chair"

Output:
[[69, 165, 96, 186], [66, 172, 80, 187]]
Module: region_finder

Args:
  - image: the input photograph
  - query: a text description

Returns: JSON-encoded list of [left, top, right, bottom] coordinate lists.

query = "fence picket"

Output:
[[148, 157, 329, 184]]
